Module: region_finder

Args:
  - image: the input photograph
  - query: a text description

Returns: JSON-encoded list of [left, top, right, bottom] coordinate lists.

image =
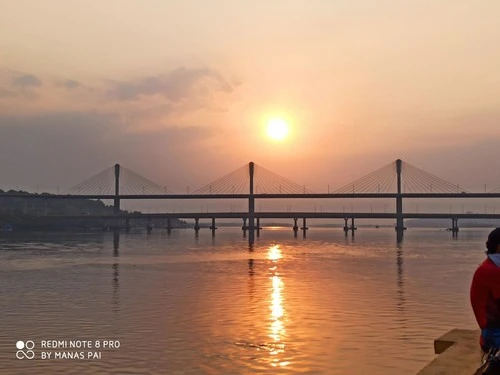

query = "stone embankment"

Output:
[[417, 329, 484, 375]]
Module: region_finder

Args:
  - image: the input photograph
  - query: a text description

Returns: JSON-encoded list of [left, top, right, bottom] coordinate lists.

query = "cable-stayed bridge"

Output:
[[2, 159, 500, 241]]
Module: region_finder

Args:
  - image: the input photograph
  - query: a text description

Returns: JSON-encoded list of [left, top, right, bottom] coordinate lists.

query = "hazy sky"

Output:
[[1, 0, 499, 194]]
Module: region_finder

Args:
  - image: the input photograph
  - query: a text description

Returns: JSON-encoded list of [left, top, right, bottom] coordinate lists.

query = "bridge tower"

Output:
[[396, 159, 404, 235], [114, 164, 120, 215], [248, 162, 255, 243]]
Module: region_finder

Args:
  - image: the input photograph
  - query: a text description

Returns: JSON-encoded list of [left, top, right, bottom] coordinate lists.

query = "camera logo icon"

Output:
[[16, 340, 35, 360]]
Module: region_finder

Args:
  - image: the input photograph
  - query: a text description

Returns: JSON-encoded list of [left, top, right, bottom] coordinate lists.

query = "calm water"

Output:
[[0, 227, 487, 374]]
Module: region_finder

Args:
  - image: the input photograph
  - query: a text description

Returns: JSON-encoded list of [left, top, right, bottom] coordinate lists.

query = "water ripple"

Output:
[[0, 228, 484, 374]]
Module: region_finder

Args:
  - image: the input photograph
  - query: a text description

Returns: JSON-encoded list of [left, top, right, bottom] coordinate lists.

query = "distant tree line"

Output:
[[0, 189, 120, 216], [0, 190, 185, 230]]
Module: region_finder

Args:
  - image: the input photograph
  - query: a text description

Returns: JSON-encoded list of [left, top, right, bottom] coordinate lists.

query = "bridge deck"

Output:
[[41, 212, 500, 220]]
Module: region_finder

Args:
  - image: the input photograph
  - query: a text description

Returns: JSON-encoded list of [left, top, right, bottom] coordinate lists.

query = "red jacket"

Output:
[[470, 257, 500, 334]]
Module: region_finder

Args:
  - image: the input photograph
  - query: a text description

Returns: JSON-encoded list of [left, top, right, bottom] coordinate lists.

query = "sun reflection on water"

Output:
[[268, 245, 282, 261], [267, 244, 288, 367]]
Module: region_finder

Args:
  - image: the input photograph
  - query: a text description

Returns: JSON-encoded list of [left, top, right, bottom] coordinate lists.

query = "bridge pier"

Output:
[[242, 217, 248, 231], [113, 229, 120, 252], [451, 218, 459, 236], [293, 218, 299, 237], [396, 229, 404, 244], [112, 217, 121, 231], [344, 217, 357, 236], [194, 218, 200, 233], [210, 217, 217, 237], [248, 226, 255, 244], [166, 217, 172, 234], [301, 218, 308, 238]]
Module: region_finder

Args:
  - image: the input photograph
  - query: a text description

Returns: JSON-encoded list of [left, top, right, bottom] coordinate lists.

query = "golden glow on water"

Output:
[[271, 276, 284, 320], [267, 244, 287, 367], [0, 230, 483, 374], [268, 245, 282, 261]]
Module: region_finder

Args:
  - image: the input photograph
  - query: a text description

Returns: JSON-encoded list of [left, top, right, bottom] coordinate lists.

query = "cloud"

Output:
[[0, 87, 16, 98], [108, 67, 235, 101], [0, 67, 239, 188], [11, 74, 42, 88], [0, 67, 238, 124], [0, 111, 221, 191], [62, 79, 80, 89]]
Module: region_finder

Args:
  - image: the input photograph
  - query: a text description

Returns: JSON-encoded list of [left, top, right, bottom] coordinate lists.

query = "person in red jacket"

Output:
[[471, 227, 500, 351]]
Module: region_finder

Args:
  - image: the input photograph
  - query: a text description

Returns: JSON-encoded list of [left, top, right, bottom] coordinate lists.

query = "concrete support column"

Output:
[[301, 218, 308, 238], [210, 217, 217, 237], [452, 218, 459, 236], [113, 229, 120, 251], [293, 218, 299, 234], [194, 218, 200, 232]]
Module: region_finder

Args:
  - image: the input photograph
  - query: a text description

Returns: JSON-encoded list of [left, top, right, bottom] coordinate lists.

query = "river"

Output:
[[0, 227, 486, 374]]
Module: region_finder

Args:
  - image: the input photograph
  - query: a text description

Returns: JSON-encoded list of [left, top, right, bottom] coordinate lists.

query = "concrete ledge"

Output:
[[417, 329, 483, 375]]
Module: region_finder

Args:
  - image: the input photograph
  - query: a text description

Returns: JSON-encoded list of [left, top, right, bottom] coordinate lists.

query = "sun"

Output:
[[266, 117, 289, 141]]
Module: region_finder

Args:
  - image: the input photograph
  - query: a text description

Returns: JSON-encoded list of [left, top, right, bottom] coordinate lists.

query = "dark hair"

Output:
[[487, 228, 500, 254], [487, 242, 496, 254]]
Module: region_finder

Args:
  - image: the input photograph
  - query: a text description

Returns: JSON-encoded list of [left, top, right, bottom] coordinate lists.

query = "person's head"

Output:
[[486, 228, 500, 254]]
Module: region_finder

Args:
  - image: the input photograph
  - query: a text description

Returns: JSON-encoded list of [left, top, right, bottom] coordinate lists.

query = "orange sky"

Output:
[[0, 0, 499, 194]]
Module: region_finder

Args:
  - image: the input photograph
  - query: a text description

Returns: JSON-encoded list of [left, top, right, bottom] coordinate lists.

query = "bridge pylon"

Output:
[[395, 159, 404, 235], [248, 162, 255, 244], [114, 164, 120, 215]]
